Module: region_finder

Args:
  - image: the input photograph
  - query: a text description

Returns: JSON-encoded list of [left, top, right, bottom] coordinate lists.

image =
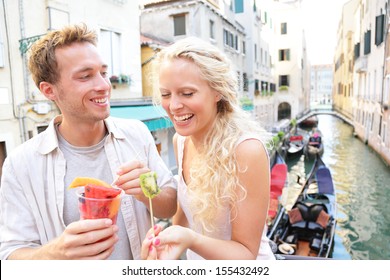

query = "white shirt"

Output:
[[0, 115, 176, 260]]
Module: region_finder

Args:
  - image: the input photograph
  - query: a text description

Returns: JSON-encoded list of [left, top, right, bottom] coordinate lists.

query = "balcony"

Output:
[[354, 56, 367, 73]]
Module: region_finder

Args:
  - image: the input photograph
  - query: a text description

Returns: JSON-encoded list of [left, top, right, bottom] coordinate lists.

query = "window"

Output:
[[223, 29, 229, 46], [354, 42, 360, 60], [173, 14, 186, 36], [209, 20, 215, 39], [385, 75, 390, 104], [375, 14, 385, 46], [223, 29, 235, 48], [260, 48, 263, 64], [279, 49, 290, 61], [364, 30, 371, 55], [279, 75, 289, 86], [242, 41, 246, 55], [254, 44, 257, 62], [243, 72, 249, 92], [281, 22, 287, 34], [0, 141, 6, 180], [0, 28, 4, 67], [237, 71, 241, 91], [47, 7, 69, 30], [100, 30, 121, 76], [270, 83, 276, 92], [234, 0, 244, 13], [37, 125, 48, 134], [255, 79, 259, 91]]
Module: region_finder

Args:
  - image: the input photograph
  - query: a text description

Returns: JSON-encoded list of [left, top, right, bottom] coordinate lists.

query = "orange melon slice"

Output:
[[68, 177, 111, 189]]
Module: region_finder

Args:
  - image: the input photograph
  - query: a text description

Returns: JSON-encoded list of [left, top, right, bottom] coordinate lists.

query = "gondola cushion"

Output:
[[289, 202, 329, 239]]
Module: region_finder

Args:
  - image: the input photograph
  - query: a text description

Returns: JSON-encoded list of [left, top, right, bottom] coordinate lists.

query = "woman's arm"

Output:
[[190, 139, 270, 259], [144, 139, 270, 260]]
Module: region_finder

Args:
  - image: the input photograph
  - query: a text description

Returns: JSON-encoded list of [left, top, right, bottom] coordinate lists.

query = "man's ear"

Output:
[[39, 81, 56, 101]]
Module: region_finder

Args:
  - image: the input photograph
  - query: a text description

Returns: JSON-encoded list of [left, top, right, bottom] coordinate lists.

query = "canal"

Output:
[[286, 114, 390, 260]]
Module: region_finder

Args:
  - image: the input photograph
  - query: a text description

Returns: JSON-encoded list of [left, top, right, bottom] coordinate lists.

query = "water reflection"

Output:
[[306, 115, 390, 260]]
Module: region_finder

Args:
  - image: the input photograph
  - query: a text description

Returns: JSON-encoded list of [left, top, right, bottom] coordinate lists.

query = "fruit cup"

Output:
[[75, 186, 124, 224]]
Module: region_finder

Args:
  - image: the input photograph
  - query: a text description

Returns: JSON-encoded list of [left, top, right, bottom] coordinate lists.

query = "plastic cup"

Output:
[[75, 187, 124, 224]]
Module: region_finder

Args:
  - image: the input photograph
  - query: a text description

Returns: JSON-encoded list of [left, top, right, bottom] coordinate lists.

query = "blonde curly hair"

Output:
[[153, 37, 271, 233]]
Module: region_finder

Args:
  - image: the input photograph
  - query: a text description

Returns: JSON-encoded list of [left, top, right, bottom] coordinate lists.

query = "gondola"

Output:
[[267, 151, 288, 225], [267, 154, 336, 259], [299, 115, 319, 128], [284, 134, 305, 159], [304, 131, 324, 159]]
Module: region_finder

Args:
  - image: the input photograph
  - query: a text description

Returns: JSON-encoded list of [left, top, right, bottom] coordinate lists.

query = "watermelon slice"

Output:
[[78, 184, 122, 223], [84, 184, 122, 199]]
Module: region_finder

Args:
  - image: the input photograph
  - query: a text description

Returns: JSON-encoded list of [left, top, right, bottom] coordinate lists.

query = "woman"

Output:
[[142, 37, 275, 260]]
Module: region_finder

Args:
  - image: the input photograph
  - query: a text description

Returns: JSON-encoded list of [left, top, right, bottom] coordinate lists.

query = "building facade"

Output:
[[272, 0, 310, 121], [0, 0, 174, 178], [310, 64, 333, 108], [333, 0, 390, 165]]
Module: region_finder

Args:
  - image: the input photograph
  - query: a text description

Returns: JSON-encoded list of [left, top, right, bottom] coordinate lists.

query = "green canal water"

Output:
[[287, 114, 390, 260]]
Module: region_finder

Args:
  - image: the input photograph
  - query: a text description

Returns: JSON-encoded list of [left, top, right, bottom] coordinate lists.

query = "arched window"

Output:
[[278, 102, 291, 120]]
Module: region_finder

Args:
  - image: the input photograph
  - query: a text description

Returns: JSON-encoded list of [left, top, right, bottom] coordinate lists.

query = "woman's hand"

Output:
[[141, 224, 194, 260]]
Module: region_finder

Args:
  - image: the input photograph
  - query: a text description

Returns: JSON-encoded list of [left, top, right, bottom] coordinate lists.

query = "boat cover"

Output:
[[315, 166, 334, 194]]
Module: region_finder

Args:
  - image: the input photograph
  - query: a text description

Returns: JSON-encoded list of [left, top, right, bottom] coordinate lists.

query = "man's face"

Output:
[[51, 42, 111, 125]]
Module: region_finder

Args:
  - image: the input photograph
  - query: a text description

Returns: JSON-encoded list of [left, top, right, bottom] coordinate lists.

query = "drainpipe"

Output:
[[19, 0, 33, 103], [2, 0, 27, 143], [381, 5, 389, 113]]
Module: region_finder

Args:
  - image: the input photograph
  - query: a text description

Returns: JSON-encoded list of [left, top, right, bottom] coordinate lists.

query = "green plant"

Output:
[[279, 85, 289, 91], [277, 131, 285, 140], [110, 74, 131, 85], [119, 74, 131, 84], [272, 135, 280, 146], [290, 118, 297, 127], [239, 96, 254, 110]]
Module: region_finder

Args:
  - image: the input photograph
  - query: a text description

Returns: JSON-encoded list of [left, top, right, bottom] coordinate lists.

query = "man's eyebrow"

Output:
[[74, 64, 108, 73]]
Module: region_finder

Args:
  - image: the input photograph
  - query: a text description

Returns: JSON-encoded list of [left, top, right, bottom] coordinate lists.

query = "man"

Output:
[[0, 23, 176, 260], [309, 132, 321, 148]]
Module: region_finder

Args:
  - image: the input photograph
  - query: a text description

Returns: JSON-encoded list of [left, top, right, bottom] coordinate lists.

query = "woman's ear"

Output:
[[39, 81, 56, 101], [215, 93, 222, 102]]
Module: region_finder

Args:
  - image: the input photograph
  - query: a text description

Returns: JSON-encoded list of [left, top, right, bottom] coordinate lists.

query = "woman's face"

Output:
[[159, 58, 221, 139]]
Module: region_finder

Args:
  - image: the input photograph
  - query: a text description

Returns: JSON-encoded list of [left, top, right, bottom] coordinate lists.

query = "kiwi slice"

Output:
[[140, 171, 160, 199]]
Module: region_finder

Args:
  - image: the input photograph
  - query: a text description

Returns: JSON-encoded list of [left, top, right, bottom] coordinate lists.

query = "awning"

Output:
[[110, 105, 173, 132]]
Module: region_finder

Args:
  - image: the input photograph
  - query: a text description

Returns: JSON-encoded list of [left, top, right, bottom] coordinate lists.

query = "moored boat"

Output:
[[299, 115, 319, 128], [304, 130, 324, 159], [267, 154, 336, 259], [285, 134, 305, 159], [267, 151, 288, 225]]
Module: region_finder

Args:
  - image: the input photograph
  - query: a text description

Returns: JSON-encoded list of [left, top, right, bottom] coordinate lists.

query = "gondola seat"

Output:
[[288, 202, 330, 240], [309, 235, 322, 252]]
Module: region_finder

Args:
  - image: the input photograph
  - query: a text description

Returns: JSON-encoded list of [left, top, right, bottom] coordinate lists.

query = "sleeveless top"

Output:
[[176, 135, 275, 260]]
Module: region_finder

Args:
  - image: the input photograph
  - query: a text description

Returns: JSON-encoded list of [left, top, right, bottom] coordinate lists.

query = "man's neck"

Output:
[[57, 118, 107, 147]]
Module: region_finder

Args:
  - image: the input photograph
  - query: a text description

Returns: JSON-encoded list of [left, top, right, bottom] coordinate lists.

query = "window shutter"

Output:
[[375, 14, 385, 46], [364, 30, 371, 55]]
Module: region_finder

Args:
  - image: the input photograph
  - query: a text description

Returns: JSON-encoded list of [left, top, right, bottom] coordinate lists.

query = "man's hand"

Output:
[[9, 219, 119, 260], [113, 160, 150, 201]]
